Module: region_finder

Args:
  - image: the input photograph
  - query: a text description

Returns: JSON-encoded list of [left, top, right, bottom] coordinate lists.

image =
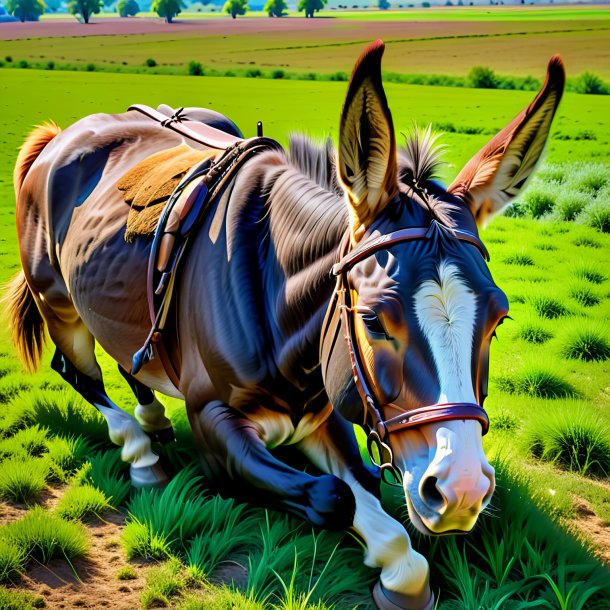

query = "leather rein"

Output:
[[321, 221, 491, 486]]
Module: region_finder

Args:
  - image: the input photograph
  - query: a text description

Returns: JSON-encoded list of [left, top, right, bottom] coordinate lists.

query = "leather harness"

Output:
[[320, 220, 491, 486], [128, 105, 283, 386]]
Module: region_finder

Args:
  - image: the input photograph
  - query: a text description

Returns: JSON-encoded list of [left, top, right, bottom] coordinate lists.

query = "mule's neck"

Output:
[[264, 161, 348, 387]]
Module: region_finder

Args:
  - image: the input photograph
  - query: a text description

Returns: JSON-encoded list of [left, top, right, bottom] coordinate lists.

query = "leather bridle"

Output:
[[320, 220, 491, 486]]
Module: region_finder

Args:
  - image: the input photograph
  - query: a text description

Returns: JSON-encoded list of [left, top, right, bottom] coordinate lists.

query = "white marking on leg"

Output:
[[300, 435, 430, 599], [414, 261, 477, 404], [348, 475, 429, 596], [96, 404, 159, 468], [134, 395, 172, 433]]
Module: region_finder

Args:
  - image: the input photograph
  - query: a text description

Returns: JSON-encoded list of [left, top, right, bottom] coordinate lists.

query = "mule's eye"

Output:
[[360, 311, 390, 340]]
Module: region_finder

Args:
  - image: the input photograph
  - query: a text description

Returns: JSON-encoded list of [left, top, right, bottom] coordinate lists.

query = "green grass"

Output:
[[573, 264, 606, 285], [569, 284, 601, 308], [518, 319, 553, 344], [0, 425, 48, 459], [528, 295, 569, 320], [560, 324, 610, 363], [45, 435, 90, 481], [0, 539, 26, 583], [4, 7, 610, 82], [0, 587, 44, 610], [0, 457, 48, 503], [140, 557, 186, 609], [496, 363, 576, 399], [116, 565, 138, 580], [80, 449, 131, 507], [525, 405, 610, 478], [0, 57, 609, 608], [1, 506, 89, 565], [55, 483, 111, 521]]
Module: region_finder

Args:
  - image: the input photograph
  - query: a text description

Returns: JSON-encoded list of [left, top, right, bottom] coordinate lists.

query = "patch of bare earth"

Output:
[[0, 487, 64, 526], [1, 486, 149, 610], [570, 496, 610, 566]]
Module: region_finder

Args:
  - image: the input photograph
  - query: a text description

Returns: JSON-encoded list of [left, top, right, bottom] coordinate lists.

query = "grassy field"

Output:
[[1, 7, 609, 79], [0, 66, 609, 608]]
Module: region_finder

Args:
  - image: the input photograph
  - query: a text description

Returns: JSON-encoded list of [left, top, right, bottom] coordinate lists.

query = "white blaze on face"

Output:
[[413, 261, 477, 404]]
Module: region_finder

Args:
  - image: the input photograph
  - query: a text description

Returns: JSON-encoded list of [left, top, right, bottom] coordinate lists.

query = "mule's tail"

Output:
[[3, 271, 46, 373], [14, 121, 61, 196], [5, 123, 59, 372]]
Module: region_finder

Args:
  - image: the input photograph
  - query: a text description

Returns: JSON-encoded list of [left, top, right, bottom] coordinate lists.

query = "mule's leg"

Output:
[[298, 412, 433, 610], [38, 302, 168, 487], [118, 366, 175, 444], [190, 400, 355, 529]]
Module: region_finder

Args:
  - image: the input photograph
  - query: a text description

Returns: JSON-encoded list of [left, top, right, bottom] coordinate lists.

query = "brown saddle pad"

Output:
[[117, 144, 211, 242]]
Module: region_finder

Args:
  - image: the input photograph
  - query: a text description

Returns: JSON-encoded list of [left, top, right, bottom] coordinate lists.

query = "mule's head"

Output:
[[323, 40, 565, 534]]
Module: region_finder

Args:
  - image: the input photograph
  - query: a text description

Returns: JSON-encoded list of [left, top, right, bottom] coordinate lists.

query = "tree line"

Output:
[[3, 0, 332, 23]]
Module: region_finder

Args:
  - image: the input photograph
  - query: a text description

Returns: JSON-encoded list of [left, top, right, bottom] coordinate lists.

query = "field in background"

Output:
[[0, 7, 609, 78], [0, 17, 609, 608]]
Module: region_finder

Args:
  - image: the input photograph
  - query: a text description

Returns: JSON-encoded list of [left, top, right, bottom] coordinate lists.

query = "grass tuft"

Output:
[[0, 457, 48, 503], [122, 519, 172, 560], [117, 566, 138, 580], [569, 284, 601, 308], [0, 539, 26, 583], [522, 187, 555, 218], [579, 199, 610, 233], [560, 324, 610, 362], [0, 425, 48, 458], [1, 506, 89, 565], [46, 435, 89, 481], [525, 406, 610, 477], [496, 364, 576, 399], [0, 587, 45, 610], [185, 495, 255, 578], [553, 189, 590, 221], [503, 253, 534, 266], [573, 264, 606, 285], [492, 411, 519, 432], [81, 449, 131, 506], [529, 295, 568, 319], [140, 557, 185, 609], [125, 466, 209, 558], [518, 320, 553, 344], [55, 483, 111, 521]]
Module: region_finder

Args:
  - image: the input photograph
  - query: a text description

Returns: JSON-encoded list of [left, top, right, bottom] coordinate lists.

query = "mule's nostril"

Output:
[[420, 476, 446, 512]]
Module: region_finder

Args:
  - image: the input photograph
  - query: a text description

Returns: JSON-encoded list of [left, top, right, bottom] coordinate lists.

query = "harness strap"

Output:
[[129, 105, 283, 388], [320, 220, 491, 485]]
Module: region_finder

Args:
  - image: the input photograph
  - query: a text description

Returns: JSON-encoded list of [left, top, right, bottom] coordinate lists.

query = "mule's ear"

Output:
[[448, 55, 565, 226], [338, 40, 398, 240]]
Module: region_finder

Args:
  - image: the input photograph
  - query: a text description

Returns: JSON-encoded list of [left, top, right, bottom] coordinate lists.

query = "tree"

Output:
[[264, 0, 286, 16], [117, 0, 138, 15], [297, 0, 325, 18], [68, 0, 102, 22], [151, 0, 184, 23], [223, 0, 247, 18], [6, 0, 44, 21]]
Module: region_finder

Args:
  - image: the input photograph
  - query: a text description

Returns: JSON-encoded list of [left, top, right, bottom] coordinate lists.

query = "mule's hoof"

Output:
[[130, 461, 169, 488], [146, 426, 176, 445], [373, 581, 434, 610]]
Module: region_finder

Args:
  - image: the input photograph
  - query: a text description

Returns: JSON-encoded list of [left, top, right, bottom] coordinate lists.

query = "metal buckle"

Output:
[[367, 429, 402, 487]]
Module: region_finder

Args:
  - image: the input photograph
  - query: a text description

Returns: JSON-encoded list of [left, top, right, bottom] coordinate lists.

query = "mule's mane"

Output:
[[287, 134, 341, 195], [398, 126, 457, 228], [286, 129, 455, 229]]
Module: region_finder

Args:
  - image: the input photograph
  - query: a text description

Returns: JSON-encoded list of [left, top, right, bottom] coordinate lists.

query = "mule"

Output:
[[6, 41, 564, 610]]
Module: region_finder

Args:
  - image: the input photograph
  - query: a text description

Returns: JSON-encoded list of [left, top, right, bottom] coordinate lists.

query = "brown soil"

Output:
[[0, 14, 595, 41], [570, 496, 610, 566], [4, 501, 149, 610]]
